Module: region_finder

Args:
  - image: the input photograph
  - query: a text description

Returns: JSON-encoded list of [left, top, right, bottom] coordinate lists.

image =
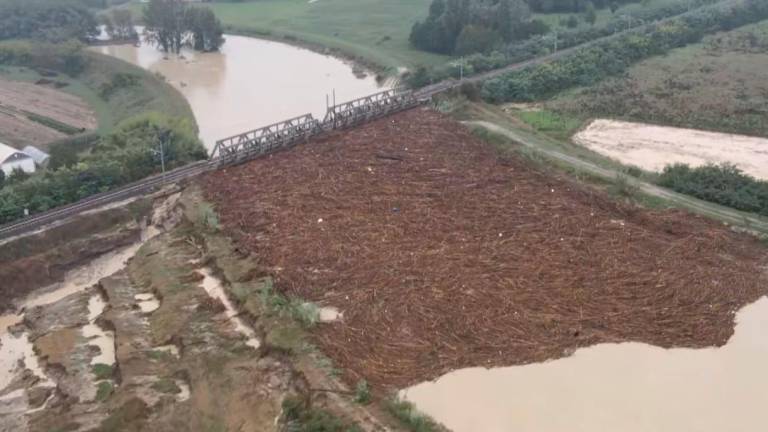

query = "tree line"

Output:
[[657, 164, 768, 217], [0, 0, 99, 43], [409, 0, 651, 55], [410, 0, 546, 55], [527, 0, 640, 13], [0, 113, 206, 224], [143, 0, 225, 53]]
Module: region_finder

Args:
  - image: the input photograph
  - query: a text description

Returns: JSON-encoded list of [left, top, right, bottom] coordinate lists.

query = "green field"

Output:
[[550, 19, 768, 137], [123, 0, 448, 71]]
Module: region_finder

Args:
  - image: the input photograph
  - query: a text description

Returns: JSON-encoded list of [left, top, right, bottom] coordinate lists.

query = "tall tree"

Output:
[[143, 0, 188, 53], [111, 9, 137, 41], [185, 7, 224, 52], [143, 0, 224, 53]]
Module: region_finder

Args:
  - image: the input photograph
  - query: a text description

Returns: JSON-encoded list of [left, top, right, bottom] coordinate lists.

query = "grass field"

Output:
[[122, 0, 448, 71], [0, 51, 194, 138], [550, 19, 768, 137]]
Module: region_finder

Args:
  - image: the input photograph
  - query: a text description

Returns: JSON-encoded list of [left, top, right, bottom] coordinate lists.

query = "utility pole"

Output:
[[553, 30, 558, 53], [151, 126, 168, 185], [159, 131, 166, 185]]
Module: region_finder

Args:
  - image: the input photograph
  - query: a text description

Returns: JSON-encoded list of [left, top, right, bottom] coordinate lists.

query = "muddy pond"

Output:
[[573, 119, 768, 179], [93, 33, 390, 152]]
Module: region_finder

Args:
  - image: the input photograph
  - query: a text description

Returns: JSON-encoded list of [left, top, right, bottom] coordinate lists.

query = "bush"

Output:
[[281, 396, 362, 432], [657, 163, 768, 216], [354, 380, 371, 405], [385, 398, 440, 432], [48, 132, 100, 170], [98, 72, 140, 98]]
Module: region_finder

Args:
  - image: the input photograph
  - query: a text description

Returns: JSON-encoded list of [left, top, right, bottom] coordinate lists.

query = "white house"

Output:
[[0, 142, 36, 176]]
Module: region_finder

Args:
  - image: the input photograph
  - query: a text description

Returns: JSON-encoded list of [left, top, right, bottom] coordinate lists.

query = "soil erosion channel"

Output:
[[94, 32, 389, 151]]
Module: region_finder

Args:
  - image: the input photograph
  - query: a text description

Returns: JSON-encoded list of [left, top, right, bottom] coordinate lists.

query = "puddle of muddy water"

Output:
[[22, 242, 144, 311], [135, 293, 160, 314], [175, 380, 190, 402], [573, 119, 768, 180], [318, 306, 342, 323], [0, 217, 156, 393], [0, 331, 53, 392], [82, 294, 115, 366], [401, 296, 768, 432], [198, 268, 260, 349]]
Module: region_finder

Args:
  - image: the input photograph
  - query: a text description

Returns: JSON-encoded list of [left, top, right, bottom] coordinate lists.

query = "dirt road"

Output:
[[467, 120, 768, 235]]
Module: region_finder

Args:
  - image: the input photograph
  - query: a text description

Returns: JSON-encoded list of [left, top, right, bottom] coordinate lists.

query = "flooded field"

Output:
[[573, 119, 768, 179], [402, 296, 768, 432], [94, 33, 389, 151]]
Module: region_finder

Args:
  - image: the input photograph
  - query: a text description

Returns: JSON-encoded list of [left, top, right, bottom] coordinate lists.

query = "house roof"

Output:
[[0, 142, 30, 164], [22, 145, 50, 165]]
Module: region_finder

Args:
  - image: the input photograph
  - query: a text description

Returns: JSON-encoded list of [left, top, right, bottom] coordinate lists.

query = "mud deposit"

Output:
[[573, 119, 768, 179], [402, 296, 768, 432], [202, 108, 768, 388], [198, 267, 261, 349]]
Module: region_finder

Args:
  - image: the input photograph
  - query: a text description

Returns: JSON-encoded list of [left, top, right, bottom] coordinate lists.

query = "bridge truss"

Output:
[[209, 88, 419, 166], [323, 89, 416, 129], [209, 114, 321, 165]]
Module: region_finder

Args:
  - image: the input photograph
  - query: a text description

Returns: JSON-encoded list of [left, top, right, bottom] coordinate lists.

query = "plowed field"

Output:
[[202, 108, 768, 388]]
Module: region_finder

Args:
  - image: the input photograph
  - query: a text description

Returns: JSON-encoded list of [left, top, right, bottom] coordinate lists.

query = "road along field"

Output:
[[0, 77, 97, 149], [573, 119, 768, 180], [202, 108, 768, 389]]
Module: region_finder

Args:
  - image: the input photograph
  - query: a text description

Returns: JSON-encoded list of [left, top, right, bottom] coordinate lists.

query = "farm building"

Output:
[[0, 142, 36, 176], [22, 145, 51, 168]]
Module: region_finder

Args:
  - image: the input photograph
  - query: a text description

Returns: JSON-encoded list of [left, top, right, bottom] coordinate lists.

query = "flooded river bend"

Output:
[[94, 34, 389, 151]]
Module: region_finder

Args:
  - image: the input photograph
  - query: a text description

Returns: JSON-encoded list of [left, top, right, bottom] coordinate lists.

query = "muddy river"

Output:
[[93, 33, 389, 151], [402, 296, 768, 432]]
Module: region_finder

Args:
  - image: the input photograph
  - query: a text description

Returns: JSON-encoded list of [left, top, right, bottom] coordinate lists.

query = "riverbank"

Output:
[[117, 0, 448, 74]]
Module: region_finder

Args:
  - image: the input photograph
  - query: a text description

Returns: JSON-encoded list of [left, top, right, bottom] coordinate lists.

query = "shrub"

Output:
[[91, 363, 114, 380], [385, 398, 441, 432], [354, 380, 371, 405], [657, 163, 768, 216], [281, 396, 361, 432]]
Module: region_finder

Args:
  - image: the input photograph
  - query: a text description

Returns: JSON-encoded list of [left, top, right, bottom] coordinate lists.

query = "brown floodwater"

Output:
[[93, 34, 389, 151], [401, 296, 768, 432]]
